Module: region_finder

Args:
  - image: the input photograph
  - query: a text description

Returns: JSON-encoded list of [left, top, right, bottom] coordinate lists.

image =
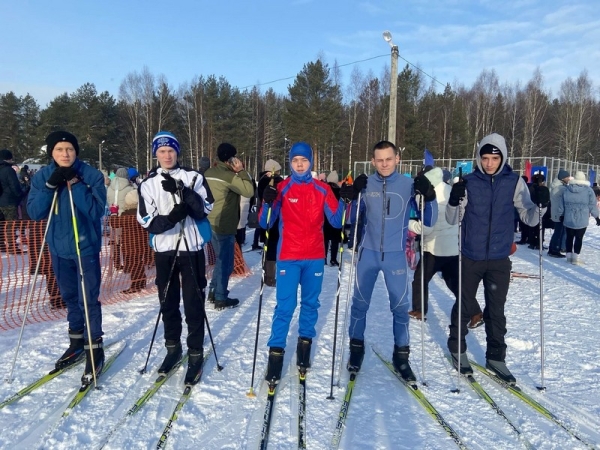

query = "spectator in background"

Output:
[[198, 156, 211, 175], [119, 189, 149, 294], [257, 159, 283, 286], [204, 143, 254, 309], [324, 170, 342, 266], [0, 149, 26, 253], [107, 168, 135, 271], [556, 171, 600, 265], [548, 169, 570, 258], [516, 175, 530, 245]]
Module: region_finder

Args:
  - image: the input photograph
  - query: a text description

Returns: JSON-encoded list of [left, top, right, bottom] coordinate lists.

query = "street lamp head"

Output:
[[383, 30, 394, 47]]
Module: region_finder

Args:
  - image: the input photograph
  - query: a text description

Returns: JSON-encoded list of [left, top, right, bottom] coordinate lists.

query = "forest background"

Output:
[[1, 59, 598, 179]]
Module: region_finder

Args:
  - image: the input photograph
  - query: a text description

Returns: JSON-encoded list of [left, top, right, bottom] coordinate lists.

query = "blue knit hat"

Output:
[[152, 131, 180, 156], [289, 142, 313, 167]]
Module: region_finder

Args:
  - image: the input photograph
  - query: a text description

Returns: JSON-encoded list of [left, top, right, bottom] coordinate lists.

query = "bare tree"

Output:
[[557, 71, 593, 161], [521, 68, 549, 159]]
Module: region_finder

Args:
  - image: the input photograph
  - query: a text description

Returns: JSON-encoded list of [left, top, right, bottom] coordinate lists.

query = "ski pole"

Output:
[[335, 191, 361, 386], [327, 199, 348, 400], [66, 181, 99, 389], [452, 168, 464, 393], [139, 217, 185, 374], [536, 204, 546, 391], [6, 190, 58, 383], [247, 206, 272, 397], [418, 192, 427, 386]]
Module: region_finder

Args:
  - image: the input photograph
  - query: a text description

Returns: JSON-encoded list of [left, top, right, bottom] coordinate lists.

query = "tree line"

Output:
[[1, 59, 599, 178]]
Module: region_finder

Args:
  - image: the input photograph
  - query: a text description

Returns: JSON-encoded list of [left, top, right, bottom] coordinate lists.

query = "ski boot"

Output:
[[451, 352, 473, 375], [158, 340, 183, 374], [392, 345, 416, 383], [184, 348, 204, 385], [347, 339, 365, 373], [55, 329, 85, 370], [81, 337, 105, 385], [486, 359, 516, 384], [214, 297, 239, 310], [296, 337, 312, 373], [265, 347, 285, 384]]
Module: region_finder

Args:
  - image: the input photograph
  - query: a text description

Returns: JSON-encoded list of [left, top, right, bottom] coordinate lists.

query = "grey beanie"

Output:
[[116, 168, 129, 179], [557, 169, 570, 180]]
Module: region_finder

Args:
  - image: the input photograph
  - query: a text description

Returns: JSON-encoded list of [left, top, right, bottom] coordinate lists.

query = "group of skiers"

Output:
[[12, 127, 600, 394]]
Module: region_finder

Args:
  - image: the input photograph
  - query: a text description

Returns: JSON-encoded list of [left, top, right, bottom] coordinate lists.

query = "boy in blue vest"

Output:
[[446, 133, 549, 383]]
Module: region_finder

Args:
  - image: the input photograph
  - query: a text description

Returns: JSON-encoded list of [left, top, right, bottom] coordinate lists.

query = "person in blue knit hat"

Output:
[[259, 141, 345, 383]]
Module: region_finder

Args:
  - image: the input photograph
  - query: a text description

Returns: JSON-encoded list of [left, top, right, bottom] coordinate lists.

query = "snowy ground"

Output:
[[1, 224, 600, 450]]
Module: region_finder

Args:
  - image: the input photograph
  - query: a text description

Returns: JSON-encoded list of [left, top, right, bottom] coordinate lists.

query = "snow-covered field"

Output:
[[1, 225, 599, 450]]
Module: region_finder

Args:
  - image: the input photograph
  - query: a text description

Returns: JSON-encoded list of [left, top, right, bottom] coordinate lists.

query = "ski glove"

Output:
[[448, 180, 467, 207], [353, 174, 368, 194], [596, 217, 600, 226], [531, 185, 550, 208], [339, 184, 355, 202], [167, 203, 188, 224], [413, 175, 436, 202], [161, 172, 184, 194], [46, 167, 77, 189], [262, 185, 278, 204]]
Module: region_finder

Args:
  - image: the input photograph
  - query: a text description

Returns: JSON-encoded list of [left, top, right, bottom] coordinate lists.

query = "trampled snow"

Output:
[[1, 225, 599, 449]]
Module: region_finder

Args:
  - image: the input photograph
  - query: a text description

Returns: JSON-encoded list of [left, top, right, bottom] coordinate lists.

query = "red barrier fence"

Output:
[[0, 216, 250, 331]]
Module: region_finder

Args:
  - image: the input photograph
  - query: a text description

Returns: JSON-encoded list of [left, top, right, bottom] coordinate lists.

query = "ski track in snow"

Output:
[[1, 225, 600, 449]]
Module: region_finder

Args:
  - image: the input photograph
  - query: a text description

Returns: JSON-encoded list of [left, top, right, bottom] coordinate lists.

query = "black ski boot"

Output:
[[158, 340, 183, 374], [81, 337, 105, 385], [184, 348, 204, 385], [265, 347, 285, 383], [392, 345, 416, 382], [296, 337, 312, 372], [55, 329, 85, 370], [214, 297, 240, 310], [347, 339, 365, 372], [451, 352, 473, 375], [486, 359, 516, 384]]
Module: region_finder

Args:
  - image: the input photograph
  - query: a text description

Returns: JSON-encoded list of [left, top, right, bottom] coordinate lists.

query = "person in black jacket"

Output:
[[0, 149, 25, 253]]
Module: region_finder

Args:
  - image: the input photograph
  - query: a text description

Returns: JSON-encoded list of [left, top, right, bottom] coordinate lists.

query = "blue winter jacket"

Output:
[[358, 171, 437, 253], [27, 159, 106, 258], [556, 180, 599, 229]]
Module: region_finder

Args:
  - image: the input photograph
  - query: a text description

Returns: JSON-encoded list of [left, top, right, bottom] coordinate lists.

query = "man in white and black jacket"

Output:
[[137, 131, 214, 385]]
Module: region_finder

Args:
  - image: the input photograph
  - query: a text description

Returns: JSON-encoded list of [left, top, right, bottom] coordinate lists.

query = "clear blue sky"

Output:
[[2, 0, 599, 107]]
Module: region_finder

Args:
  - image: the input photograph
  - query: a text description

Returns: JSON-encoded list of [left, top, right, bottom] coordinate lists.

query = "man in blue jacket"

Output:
[[27, 131, 107, 385], [339, 140, 438, 382], [446, 133, 549, 383]]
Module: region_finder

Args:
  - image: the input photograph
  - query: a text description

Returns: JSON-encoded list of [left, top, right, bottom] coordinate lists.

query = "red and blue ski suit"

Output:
[[259, 170, 344, 349]]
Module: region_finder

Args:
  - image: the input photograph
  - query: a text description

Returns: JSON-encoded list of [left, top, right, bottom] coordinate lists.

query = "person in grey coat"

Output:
[[556, 171, 600, 265]]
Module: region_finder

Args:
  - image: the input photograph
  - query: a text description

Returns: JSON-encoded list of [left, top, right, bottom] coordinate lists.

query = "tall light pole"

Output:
[[99, 140, 105, 172], [383, 31, 399, 145]]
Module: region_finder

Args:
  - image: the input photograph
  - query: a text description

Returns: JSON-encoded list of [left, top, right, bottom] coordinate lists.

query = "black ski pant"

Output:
[[448, 255, 511, 362], [155, 250, 206, 350], [565, 227, 586, 254], [411, 252, 469, 315]]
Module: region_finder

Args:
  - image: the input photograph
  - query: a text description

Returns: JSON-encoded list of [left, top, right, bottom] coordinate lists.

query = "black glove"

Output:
[[167, 203, 188, 224], [161, 172, 184, 194], [353, 174, 368, 194], [46, 167, 77, 189], [532, 185, 550, 208], [596, 217, 600, 226], [448, 180, 467, 207], [413, 175, 436, 202], [339, 184, 355, 202], [262, 185, 278, 204]]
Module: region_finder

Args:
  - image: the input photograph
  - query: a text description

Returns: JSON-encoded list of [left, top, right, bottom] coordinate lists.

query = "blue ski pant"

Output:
[[267, 259, 324, 349], [51, 253, 103, 341], [209, 232, 235, 301], [349, 248, 410, 347]]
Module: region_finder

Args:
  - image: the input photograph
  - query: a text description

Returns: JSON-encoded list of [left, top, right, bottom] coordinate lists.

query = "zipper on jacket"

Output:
[[486, 176, 494, 259], [380, 177, 387, 261]]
